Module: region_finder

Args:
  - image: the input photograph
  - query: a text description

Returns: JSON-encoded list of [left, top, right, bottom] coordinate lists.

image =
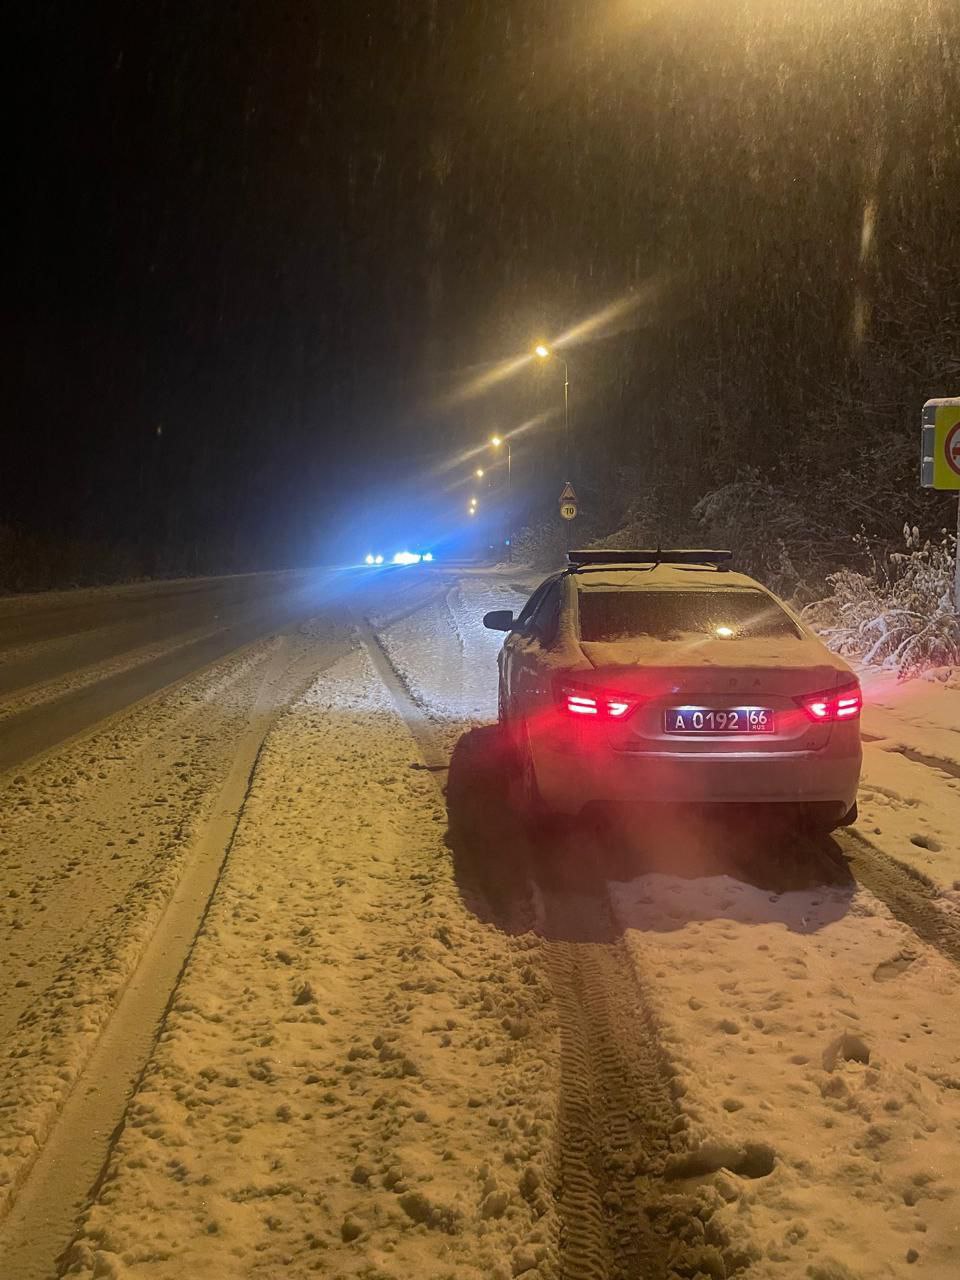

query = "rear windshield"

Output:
[[577, 589, 802, 642]]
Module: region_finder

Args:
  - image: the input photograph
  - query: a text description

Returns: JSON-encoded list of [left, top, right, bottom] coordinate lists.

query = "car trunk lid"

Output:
[[577, 638, 848, 753]]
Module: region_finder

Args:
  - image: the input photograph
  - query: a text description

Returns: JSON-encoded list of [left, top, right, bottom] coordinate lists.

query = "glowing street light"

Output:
[[475, 467, 485, 478], [534, 343, 550, 359]]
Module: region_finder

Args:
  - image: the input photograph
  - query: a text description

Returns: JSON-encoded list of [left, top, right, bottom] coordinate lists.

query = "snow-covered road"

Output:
[[1, 567, 959, 1279], [0, 571, 342, 772]]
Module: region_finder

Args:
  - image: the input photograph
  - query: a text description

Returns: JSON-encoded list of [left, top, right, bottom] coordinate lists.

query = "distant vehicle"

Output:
[[363, 550, 433, 566], [393, 550, 434, 565], [483, 550, 862, 832]]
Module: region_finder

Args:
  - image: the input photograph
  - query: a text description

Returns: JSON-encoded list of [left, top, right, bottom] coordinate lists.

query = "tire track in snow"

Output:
[[358, 611, 713, 1280], [838, 828, 960, 964], [541, 937, 672, 1280]]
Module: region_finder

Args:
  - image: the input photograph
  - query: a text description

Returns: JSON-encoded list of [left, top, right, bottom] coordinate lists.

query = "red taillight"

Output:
[[558, 681, 644, 722], [796, 681, 862, 723]]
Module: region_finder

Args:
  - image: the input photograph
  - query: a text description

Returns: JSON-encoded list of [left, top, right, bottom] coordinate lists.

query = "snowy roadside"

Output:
[[855, 667, 960, 895], [0, 637, 301, 1221], [65, 648, 560, 1280], [610, 874, 960, 1278], [376, 577, 531, 731]]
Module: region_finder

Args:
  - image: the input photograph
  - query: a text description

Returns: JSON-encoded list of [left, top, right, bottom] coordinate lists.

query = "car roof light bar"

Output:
[[566, 548, 733, 571]]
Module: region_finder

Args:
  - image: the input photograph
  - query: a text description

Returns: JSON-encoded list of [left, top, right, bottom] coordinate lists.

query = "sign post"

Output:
[[558, 481, 578, 522], [555, 481, 578, 519], [921, 398, 960, 610]]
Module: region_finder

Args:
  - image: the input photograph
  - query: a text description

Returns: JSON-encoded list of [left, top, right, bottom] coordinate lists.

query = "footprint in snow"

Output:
[[909, 833, 942, 852], [873, 951, 916, 982]]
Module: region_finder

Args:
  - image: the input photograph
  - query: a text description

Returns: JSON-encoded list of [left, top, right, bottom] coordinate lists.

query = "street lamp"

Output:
[[534, 342, 570, 472], [489, 435, 511, 492], [489, 435, 512, 561], [475, 467, 485, 479]]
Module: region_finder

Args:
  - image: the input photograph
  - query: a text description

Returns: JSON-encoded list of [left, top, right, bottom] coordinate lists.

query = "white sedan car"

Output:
[[484, 550, 862, 831]]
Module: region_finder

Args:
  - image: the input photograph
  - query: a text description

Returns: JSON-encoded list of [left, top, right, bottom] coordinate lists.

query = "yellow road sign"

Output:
[[922, 399, 960, 490]]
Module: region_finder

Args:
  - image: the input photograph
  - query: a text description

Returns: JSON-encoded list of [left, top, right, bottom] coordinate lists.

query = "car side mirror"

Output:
[[483, 609, 515, 632]]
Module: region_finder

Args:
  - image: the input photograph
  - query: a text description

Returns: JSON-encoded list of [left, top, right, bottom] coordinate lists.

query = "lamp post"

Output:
[[534, 343, 570, 473], [489, 435, 511, 494], [490, 435, 512, 561]]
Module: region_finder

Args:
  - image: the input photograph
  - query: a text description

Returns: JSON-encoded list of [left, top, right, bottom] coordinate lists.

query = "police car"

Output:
[[484, 550, 861, 830]]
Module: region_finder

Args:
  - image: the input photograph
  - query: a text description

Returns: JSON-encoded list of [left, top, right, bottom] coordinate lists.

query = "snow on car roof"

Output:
[[574, 566, 765, 592]]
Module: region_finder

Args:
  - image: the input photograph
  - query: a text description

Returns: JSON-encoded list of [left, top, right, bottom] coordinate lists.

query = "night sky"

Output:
[[8, 2, 960, 573]]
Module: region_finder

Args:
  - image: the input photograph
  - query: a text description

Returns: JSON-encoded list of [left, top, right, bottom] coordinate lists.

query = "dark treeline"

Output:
[[6, 1, 960, 586]]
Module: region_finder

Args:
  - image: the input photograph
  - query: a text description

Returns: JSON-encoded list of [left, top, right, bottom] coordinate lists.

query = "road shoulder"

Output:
[[65, 649, 559, 1280]]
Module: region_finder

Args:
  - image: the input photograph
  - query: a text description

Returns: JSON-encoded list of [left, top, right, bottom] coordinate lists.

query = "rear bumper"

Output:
[[532, 740, 862, 816]]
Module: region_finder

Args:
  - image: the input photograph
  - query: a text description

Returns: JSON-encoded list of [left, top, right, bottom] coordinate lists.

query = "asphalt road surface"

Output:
[[0, 567, 450, 773]]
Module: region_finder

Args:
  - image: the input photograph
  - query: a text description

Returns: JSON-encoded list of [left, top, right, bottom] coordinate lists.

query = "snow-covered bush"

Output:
[[511, 519, 572, 569], [592, 506, 657, 552], [512, 508, 611, 568], [692, 470, 834, 599], [802, 527, 960, 677]]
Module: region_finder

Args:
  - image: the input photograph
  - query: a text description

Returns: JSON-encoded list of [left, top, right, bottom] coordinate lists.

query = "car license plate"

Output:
[[665, 708, 774, 734]]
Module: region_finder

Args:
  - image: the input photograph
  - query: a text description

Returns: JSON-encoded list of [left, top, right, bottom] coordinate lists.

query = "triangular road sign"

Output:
[[559, 482, 578, 502]]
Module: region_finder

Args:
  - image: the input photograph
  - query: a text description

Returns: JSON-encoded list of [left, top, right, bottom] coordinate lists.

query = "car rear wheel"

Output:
[[511, 727, 557, 839], [801, 801, 855, 835], [838, 801, 858, 827], [498, 685, 519, 767]]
